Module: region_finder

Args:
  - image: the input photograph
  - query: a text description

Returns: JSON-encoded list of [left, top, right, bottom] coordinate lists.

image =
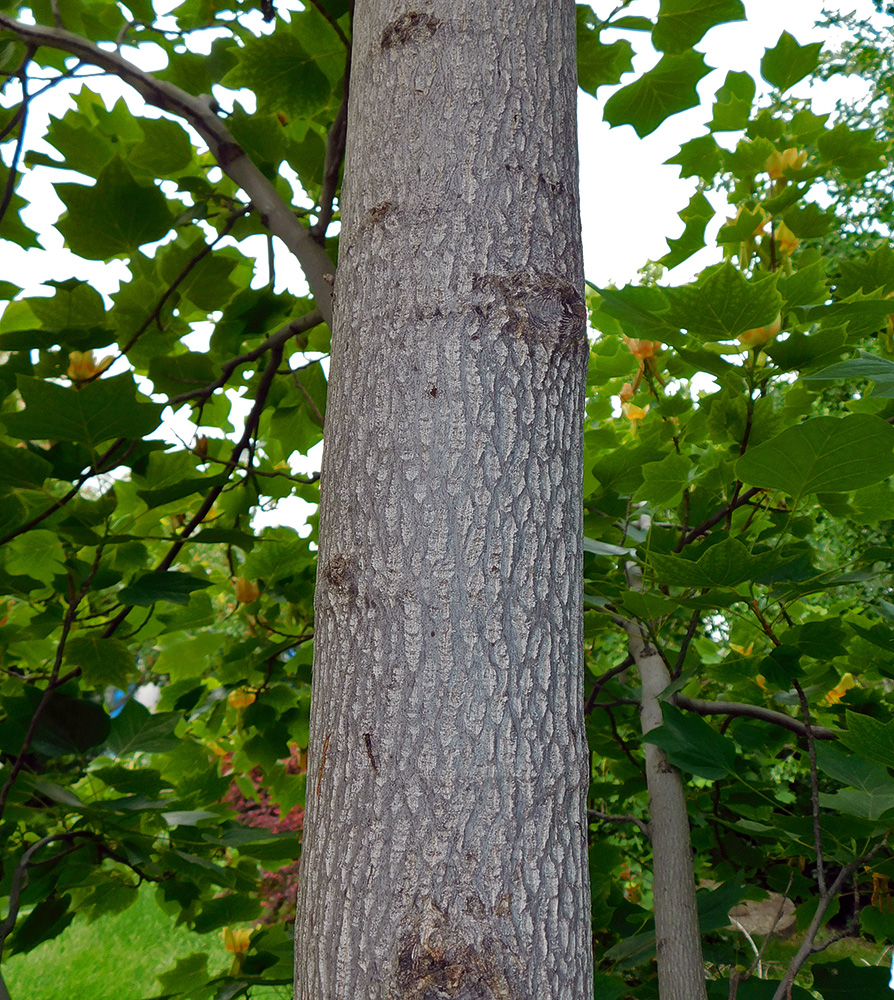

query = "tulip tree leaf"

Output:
[[634, 452, 692, 508], [577, 9, 634, 95], [803, 352, 894, 398], [2, 375, 161, 449], [709, 70, 755, 131], [662, 263, 782, 341], [760, 32, 823, 94], [604, 49, 712, 138], [736, 414, 894, 500], [645, 703, 737, 780], [652, 0, 745, 54], [56, 157, 174, 259], [118, 571, 212, 606], [661, 191, 713, 269], [840, 710, 894, 771], [64, 636, 135, 687]]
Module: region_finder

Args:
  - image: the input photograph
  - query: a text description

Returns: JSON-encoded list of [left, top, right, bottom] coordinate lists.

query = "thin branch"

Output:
[[584, 654, 634, 715], [0, 549, 102, 822], [588, 809, 651, 841], [677, 487, 762, 549], [794, 679, 826, 894], [102, 343, 287, 639], [305, 0, 350, 48], [0, 52, 32, 230], [672, 694, 836, 741], [771, 836, 890, 1000], [0, 13, 336, 326], [0, 833, 91, 959], [672, 610, 701, 679], [168, 309, 323, 405], [116, 206, 248, 358], [0, 438, 130, 547]]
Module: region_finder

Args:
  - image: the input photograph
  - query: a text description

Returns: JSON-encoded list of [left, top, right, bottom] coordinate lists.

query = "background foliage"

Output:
[[1, 1, 894, 997]]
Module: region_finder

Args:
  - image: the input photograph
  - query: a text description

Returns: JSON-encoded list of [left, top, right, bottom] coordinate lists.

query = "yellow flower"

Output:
[[67, 350, 113, 385], [222, 926, 252, 955], [624, 338, 660, 361], [738, 313, 782, 350], [765, 147, 808, 181], [825, 672, 856, 705], [774, 222, 799, 257], [621, 401, 649, 435], [228, 687, 256, 710]]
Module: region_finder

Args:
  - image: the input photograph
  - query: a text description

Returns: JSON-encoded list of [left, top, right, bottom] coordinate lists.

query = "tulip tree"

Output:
[[0, 1, 894, 999]]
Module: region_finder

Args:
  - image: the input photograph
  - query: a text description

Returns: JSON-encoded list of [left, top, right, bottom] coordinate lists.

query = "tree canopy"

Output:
[[1, 1, 894, 998]]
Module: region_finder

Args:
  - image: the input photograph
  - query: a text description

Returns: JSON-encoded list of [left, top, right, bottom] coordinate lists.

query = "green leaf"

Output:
[[811, 960, 892, 1000], [840, 710, 894, 770], [709, 70, 755, 132], [782, 202, 835, 238], [633, 452, 692, 508], [817, 123, 888, 180], [760, 32, 823, 94], [33, 694, 111, 756], [106, 700, 181, 754], [64, 636, 134, 688], [577, 9, 634, 94], [5, 529, 66, 585], [646, 703, 736, 780], [2, 375, 161, 449], [650, 537, 780, 589], [10, 895, 73, 956], [129, 117, 193, 175], [736, 414, 894, 499], [802, 351, 894, 397], [119, 570, 212, 606], [56, 157, 174, 258], [603, 49, 712, 138], [589, 285, 672, 341], [222, 27, 334, 119], [666, 135, 721, 181], [157, 953, 210, 995], [660, 191, 713, 270], [716, 205, 766, 245], [817, 744, 894, 821], [652, 0, 745, 53], [663, 263, 782, 342]]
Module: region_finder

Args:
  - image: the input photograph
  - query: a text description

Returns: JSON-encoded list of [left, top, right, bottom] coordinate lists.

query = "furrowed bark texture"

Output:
[[626, 559, 706, 1000], [293, 2, 592, 998]]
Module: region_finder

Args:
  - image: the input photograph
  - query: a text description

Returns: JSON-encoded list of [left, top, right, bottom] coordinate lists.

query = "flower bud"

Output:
[[234, 577, 260, 603], [67, 350, 114, 385], [738, 313, 782, 350]]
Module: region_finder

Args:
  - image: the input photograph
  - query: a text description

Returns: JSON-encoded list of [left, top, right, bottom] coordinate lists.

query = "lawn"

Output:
[[2, 885, 291, 1000]]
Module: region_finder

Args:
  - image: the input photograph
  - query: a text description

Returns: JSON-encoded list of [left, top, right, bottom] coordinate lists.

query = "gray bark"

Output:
[[294, 2, 592, 998], [626, 553, 707, 1000]]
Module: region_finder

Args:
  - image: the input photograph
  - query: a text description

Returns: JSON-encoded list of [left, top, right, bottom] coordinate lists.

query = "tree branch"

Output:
[[588, 809, 651, 841], [168, 309, 323, 405], [672, 694, 836, 741], [677, 487, 762, 549], [0, 13, 335, 327]]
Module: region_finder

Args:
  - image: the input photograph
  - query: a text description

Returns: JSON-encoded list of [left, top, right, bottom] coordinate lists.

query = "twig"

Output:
[[0, 438, 131, 547], [0, 52, 32, 230], [588, 809, 651, 841], [672, 694, 836, 741], [677, 487, 762, 549], [0, 549, 102, 822], [771, 836, 889, 1000], [793, 679, 826, 894], [116, 206, 248, 358], [102, 342, 287, 639], [584, 654, 634, 715], [672, 610, 701, 678], [0, 13, 336, 326], [168, 309, 322, 404]]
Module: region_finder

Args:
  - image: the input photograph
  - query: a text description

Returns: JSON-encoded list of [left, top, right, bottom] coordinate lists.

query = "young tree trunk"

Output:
[[626, 550, 707, 1000], [293, 2, 592, 997]]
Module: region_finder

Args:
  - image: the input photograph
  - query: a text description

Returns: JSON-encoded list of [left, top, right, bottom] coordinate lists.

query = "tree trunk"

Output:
[[626, 551, 707, 1000], [293, 2, 592, 998]]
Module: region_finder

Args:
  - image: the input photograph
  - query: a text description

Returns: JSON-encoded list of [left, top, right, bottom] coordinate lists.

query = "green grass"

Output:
[[2, 885, 290, 1000]]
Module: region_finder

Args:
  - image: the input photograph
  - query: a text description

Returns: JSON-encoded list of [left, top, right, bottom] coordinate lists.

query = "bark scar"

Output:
[[363, 732, 378, 774], [381, 11, 441, 49]]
